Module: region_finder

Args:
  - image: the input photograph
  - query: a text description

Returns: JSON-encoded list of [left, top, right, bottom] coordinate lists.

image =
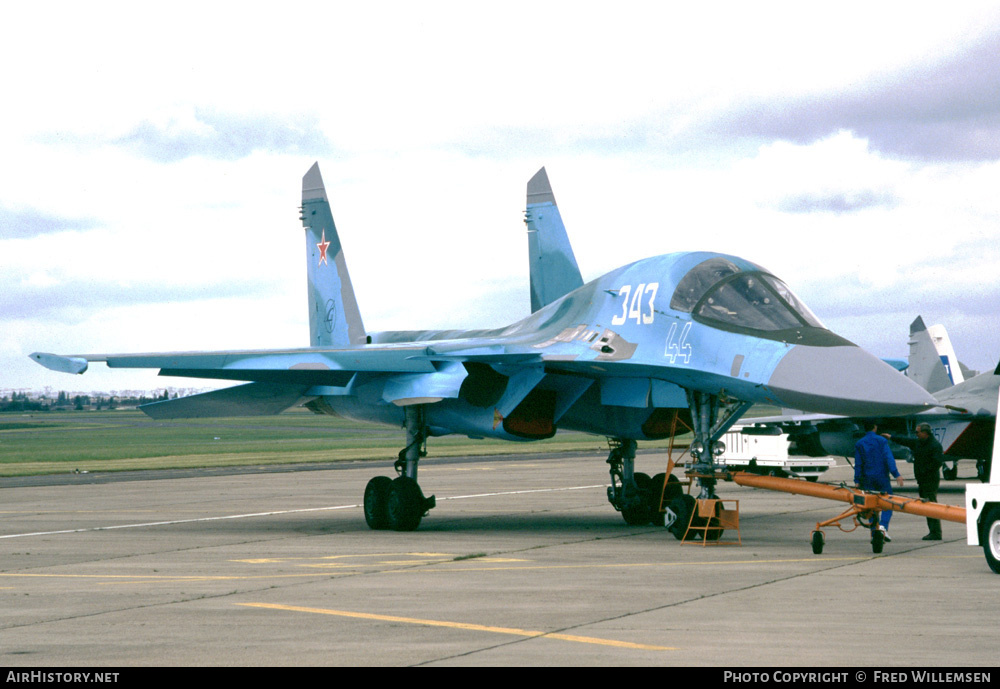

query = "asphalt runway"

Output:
[[1, 452, 995, 667]]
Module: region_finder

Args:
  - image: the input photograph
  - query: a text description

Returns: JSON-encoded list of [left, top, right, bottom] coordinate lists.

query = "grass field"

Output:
[[0, 407, 692, 477]]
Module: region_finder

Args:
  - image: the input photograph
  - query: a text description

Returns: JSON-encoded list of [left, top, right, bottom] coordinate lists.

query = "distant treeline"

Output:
[[0, 390, 174, 413]]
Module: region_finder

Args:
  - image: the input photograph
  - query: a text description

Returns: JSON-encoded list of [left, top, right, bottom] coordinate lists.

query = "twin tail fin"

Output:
[[524, 168, 583, 313], [301, 163, 367, 347]]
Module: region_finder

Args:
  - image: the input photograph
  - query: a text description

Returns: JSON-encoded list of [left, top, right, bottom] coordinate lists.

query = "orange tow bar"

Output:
[[730, 472, 966, 554]]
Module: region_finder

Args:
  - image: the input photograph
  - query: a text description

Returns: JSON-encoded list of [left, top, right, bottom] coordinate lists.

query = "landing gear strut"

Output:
[[681, 391, 751, 497], [606, 439, 659, 525], [363, 405, 436, 531], [662, 391, 751, 540]]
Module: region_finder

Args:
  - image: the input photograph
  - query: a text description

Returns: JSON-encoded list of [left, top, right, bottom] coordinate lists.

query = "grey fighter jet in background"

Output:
[[750, 317, 998, 481]]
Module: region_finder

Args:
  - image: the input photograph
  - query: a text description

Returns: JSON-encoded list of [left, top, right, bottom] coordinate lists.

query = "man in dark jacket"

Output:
[[889, 423, 944, 540]]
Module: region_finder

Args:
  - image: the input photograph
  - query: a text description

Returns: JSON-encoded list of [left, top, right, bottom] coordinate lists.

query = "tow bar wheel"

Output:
[[871, 529, 885, 554], [811, 531, 825, 555]]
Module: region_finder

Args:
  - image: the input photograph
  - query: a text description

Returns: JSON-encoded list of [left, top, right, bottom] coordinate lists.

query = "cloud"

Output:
[[0, 207, 98, 239], [699, 31, 1000, 162], [112, 109, 334, 162], [777, 189, 900, 214], [2, 276, 279, 323]]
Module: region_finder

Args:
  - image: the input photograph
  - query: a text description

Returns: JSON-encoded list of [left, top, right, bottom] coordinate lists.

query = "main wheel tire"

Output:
[[664, 474, 683, 501], [387, 476, 424, 531], [811, 530, 825, 555], [942, 465, 958, 481], [981, 505, 1000, 574], [363, 476, 393, 530], [650, 473, 681, 527], [621, 472, 653, 525]]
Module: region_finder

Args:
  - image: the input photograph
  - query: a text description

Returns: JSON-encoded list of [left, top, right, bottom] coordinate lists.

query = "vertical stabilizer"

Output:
[[906, 316, 962, 393], [524, 168, 583, 313], [301, 163, 367, 347], [927, 323, 964, 386]]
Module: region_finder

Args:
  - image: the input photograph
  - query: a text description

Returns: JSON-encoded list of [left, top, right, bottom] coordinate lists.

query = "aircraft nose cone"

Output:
[[767, 345, 937, 416]]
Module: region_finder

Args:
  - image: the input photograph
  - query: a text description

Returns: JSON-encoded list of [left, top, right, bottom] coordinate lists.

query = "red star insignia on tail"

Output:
[[317, 230, 331, 266]]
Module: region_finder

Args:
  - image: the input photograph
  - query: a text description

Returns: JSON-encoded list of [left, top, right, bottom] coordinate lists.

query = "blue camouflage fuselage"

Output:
[[312, 250, 915, 441]]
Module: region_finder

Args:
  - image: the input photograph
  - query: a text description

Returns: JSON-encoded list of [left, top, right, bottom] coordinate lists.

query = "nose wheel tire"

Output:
[[667, 494, 696, 540], [811, 530, 825, 554]]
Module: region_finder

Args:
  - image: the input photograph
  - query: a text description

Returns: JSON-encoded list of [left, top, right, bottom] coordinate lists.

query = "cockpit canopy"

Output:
[[670, 257, 836, 344]]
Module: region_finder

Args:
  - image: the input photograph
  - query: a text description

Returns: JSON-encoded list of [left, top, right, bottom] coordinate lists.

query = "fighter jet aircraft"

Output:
[[900, 317, 997, 480], [31, 164, 936, 531], [749, 317, 998, 481]]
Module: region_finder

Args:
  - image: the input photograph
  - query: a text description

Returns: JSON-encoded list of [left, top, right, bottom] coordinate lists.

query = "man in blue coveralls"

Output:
[[854, 421, 904, 541]]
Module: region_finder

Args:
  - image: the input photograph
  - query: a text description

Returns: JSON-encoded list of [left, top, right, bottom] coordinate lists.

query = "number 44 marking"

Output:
[[664, 322, 693, 364]]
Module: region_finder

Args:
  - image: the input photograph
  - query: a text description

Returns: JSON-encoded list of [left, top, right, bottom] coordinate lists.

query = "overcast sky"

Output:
[[3, 2, 1000, 394]]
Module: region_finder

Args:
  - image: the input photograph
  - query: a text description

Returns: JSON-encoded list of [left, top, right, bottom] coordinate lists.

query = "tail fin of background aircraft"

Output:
[[524, 168, 583, 313], [906, 315, 964, 393], [301, 163, 367, 347]]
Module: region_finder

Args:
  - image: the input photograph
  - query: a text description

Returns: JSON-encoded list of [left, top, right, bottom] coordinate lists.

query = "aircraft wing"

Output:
[[31, 335, 703, 420], [29, 345, 439, 386], [30, 345, 458, 418]]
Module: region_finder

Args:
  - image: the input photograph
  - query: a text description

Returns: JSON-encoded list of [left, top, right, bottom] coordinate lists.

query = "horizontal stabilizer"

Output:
[[139, 382, 311, 419], [382, 362, 468, 406]]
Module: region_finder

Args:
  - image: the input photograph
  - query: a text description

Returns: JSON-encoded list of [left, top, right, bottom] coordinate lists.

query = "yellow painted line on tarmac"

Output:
[[238, 602, 676, 651], [0, 573, 197, 580], [376, 556, 870, 574], [0, 572, 355, 584], [232, 553, 460, 565], [231, 552, 455, 563], [401, 552, 455, 558], [297, 564, 369, 569]]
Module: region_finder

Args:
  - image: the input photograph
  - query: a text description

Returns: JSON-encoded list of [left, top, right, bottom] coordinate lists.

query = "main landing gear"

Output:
[[608, 392, 750, 539], [364, 406, 436, 531], [606, 439, 677, 526]]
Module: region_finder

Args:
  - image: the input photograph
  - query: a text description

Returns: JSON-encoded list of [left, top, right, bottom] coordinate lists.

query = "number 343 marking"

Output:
[[611, 283, 659, 326]]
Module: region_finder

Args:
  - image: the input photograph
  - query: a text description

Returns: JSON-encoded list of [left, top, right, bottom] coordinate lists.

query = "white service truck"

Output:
[[723, 426, 835, 481]]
